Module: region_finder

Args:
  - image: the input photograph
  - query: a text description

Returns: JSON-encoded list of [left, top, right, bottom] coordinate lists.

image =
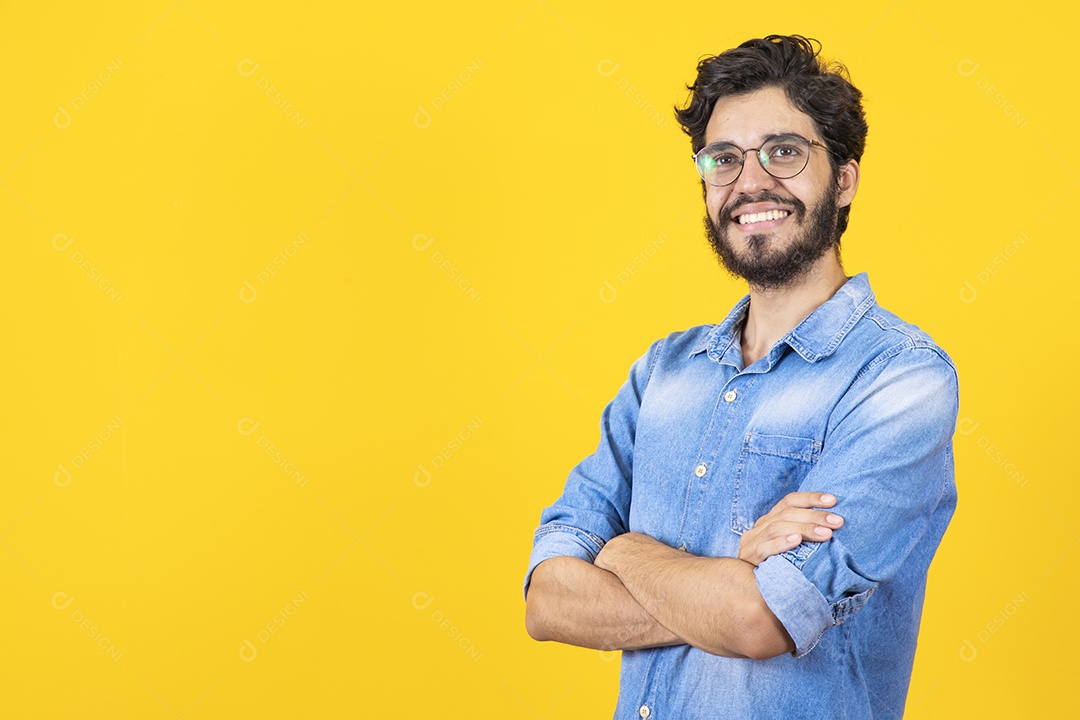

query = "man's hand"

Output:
[[594, 531, 646, 575], [738, 492, 844, 567]]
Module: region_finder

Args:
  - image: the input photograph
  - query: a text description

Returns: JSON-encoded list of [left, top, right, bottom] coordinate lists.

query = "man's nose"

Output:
[[731, 150, 778, 195]]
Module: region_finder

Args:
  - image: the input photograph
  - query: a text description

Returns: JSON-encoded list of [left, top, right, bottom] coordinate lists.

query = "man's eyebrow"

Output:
[[761, 132, 808, 143], [704, 131, 809, 147]]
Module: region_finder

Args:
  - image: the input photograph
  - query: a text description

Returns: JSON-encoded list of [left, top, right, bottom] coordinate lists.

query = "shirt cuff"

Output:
[[522, 524, 604, 600], [755, 554, 833, 658]]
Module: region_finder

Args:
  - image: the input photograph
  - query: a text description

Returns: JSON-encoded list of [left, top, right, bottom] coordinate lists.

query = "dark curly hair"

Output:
[[676, 35, 868, 236]]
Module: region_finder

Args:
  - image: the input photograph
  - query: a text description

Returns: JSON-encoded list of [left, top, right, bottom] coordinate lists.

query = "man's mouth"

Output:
[[736, 209, 791, 225]]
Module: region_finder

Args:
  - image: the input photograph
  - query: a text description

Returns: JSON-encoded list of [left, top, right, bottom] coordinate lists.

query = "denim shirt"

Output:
[[524, 273, 959, 720]]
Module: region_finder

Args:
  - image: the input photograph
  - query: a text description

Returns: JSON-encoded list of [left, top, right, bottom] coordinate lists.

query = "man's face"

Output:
[[701, 86, 858, 289]]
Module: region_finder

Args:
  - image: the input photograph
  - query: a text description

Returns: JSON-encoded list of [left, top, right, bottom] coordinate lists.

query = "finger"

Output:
[[778, 491, 838, 510], [740, 522, 822, 566], [765, 508, 845, 528], [745, 533, 804, 566], [764, 520, 838, 543], [794, 509, 842, 526]]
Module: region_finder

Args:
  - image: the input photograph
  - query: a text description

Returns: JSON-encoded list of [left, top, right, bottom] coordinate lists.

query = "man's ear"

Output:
[[837, 159, 860, 208]]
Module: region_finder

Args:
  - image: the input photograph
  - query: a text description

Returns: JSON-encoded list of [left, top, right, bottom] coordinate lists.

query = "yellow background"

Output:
[[2, 1, 1075, 717]]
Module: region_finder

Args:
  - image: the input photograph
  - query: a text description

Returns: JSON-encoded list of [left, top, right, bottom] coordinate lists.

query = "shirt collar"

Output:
[[688, 272, 876, 364]]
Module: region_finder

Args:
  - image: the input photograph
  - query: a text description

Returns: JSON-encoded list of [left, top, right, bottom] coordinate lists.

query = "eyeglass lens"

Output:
[[695, 137, 812, 186]]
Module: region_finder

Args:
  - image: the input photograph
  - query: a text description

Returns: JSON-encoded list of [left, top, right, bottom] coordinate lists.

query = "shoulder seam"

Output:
[[850, 342, 957, 389]]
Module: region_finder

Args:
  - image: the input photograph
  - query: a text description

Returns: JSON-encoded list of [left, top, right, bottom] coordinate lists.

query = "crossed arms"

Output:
[[525, 344, 958, 660], [525, 491, 845, 660]]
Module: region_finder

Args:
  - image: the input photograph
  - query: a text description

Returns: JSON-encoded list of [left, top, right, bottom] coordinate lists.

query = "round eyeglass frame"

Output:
[[692, 135, 833, 187]]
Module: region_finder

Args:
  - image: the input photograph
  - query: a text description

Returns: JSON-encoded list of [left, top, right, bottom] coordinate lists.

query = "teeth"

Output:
[[738, 209, 790, 225]]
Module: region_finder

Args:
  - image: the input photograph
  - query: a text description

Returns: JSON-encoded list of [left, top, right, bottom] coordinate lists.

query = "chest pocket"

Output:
[[731, 432, 822, 534]]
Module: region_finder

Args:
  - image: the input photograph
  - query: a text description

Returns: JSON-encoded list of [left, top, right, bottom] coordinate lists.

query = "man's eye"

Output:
[[769, 144, 802, 159], [712, 152, 740, 166]]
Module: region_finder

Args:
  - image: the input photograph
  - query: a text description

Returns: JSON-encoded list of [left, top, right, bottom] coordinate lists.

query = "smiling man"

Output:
[[523, 35, 959, 719]]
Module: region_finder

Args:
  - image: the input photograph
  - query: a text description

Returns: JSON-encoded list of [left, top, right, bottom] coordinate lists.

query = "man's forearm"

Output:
[[595, 533, 795, 659], [525, 556, 684, 651]]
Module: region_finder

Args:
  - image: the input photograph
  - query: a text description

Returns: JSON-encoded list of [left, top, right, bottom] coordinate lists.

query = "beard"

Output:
[[705, 182, 841, 290]]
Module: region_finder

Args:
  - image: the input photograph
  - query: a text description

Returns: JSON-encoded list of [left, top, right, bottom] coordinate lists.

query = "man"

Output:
[[523, 35, 959, 719]]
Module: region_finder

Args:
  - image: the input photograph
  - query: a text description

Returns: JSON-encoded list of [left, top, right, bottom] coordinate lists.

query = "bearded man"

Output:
[[523, 35, 959, 719]]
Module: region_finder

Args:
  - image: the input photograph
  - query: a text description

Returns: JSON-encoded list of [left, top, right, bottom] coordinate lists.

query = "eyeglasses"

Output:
[[693, 134, 832, 187]]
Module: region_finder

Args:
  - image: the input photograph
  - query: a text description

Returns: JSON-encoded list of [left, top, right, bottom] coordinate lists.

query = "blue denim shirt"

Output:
[[525, 273, 959, 720]]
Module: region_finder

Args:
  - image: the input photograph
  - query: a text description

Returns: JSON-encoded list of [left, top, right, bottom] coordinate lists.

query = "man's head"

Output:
[[675, 36, 868, 289]]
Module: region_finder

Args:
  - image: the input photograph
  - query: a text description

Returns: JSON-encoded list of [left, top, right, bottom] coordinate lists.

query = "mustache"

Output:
[[720, 192, 806, 224]]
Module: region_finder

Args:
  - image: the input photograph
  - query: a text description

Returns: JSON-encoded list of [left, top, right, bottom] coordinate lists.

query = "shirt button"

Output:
[[639, 705, 651, 719], [694, 463, 707, 477], [724, 390, 737, 402]]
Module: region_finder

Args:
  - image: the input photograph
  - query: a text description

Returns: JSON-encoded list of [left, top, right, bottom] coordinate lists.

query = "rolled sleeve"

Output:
[[523, 524, 605, 599], [755, 555, 834, 657]]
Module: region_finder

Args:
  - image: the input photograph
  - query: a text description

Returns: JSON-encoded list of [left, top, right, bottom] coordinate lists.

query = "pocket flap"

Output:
[[743, 432, 821, 461]]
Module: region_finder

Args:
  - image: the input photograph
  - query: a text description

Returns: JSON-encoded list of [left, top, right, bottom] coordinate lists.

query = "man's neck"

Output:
[[740, 257, 849, 368]]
